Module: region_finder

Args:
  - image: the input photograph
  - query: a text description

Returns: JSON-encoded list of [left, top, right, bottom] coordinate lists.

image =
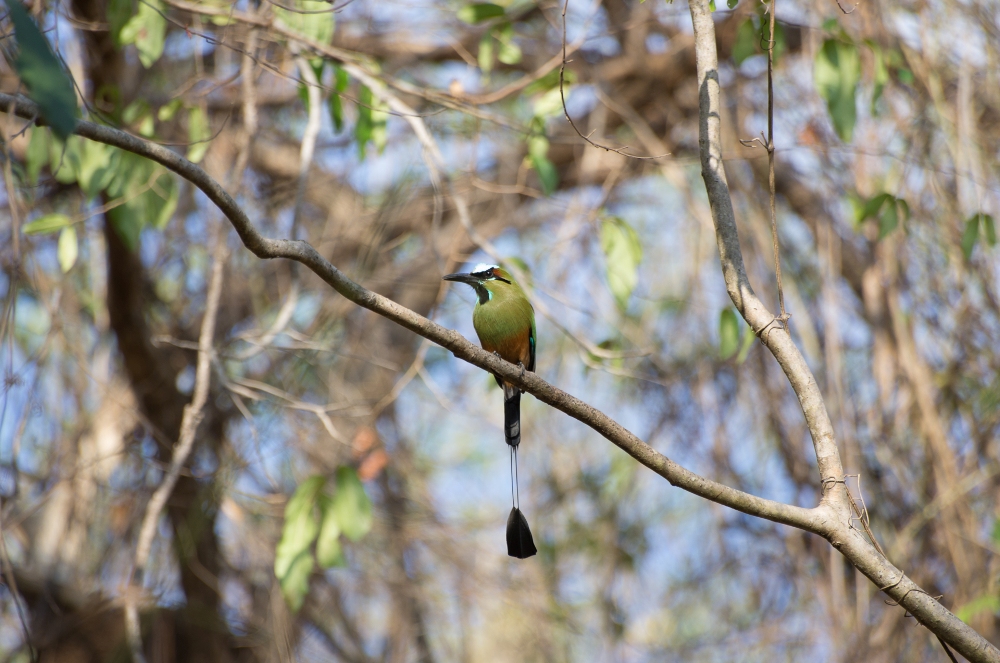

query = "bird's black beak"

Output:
[[443, 272, 480, 286]]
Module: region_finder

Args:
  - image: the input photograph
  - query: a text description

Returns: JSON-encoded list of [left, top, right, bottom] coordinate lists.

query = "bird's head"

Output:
[[443, 263, 517, 304]]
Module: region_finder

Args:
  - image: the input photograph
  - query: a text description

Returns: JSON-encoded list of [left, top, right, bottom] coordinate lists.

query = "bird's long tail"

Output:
[[506, 446, 536, 559], [503, 385, 536, 558], [503, 385, 520, 448]]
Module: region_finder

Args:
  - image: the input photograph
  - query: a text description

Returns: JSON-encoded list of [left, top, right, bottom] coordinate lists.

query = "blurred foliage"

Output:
[[1, 1, 999, 662]]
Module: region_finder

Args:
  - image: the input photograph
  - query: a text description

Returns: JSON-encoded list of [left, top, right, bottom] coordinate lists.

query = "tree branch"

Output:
[[685, 2, 1000, 661], [124, 235, 227, 663], [0, 92, 815, 532]]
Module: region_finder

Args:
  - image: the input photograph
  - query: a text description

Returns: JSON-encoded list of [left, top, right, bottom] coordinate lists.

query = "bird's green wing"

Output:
[[528, 321, 536, 373]]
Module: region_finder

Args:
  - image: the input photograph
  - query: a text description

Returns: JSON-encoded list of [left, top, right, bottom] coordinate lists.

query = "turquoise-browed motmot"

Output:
[[444, 263, 537, 559]]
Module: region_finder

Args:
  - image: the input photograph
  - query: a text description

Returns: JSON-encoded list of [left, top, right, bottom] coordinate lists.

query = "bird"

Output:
[[444, 263, 537, 559]]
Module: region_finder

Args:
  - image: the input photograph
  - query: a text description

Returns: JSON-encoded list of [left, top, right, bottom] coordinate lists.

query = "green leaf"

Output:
[[865, 40, 889, 114], [329, 92, 344, 133], [530, 154, 558, 196], [732, 19, 757, 65], [354, 85, 388, 160], [274, 1, 335, 44], [49, 136, 82, 184], [316, 494, 346, 568], [956, 595, 1000, 624], [279, 550, 314, 613], [26, 126, 50, 185], [329, 66, 348, 132], [966, 213, 996, 250], [497, 37, 522, 65], [107, 0, 134, 46], [814, 38, 860, 142], [77, 139, 117, 198], [719, 308, 739, 360], [457, 3, 505, 24], [157, 98, 183, 121], [727, 0, 738, 7], [878, 198, 898, 239], [983, 214, 997, 246], [149, 170, 179, 229], [122, 99, 150, 124], [533, 86, 565, 119], [355, 87, 373, 159], [857, 193, 906, 239], [709, 0, 716, 10], [8, 1, 80, 140], [524, 68, 574, 96], [762, 16, 786, 63], [495, 23, 522, 65], [600, 216, 643, 309], [334, 65, 349, 93], [333, 466, 372, 542], [119, 0, 166, 68], [187, 106, 211, 163], [962, 215, 980, 261], [23, 213, 71, 235], [478, 33, 494, 74], [857, 192, 890, 224], [736, 320, 755, 364], [58, 226, 78, 273], [527, 134, 557, 195], [275, 475, 326, 611], [105, 151, 178, 248]]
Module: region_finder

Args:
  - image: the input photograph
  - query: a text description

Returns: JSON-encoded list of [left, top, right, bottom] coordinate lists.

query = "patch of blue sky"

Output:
[[164, 25, 207, 64], [234, 440, 292, 500], [646, 32, 669, 55], [413, 59, 483, 94], [291, 291, 322, 329], [572, 4, 619, 59], [562, 83, 598, 121], [365, 0, 448, 38]]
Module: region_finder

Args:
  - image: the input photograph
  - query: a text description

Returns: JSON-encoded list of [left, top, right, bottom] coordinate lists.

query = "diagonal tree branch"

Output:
[[0, 92, 812, 528]]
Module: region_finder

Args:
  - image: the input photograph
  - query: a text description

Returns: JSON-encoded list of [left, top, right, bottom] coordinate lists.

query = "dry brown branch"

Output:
[[124, 236, 227, 663]]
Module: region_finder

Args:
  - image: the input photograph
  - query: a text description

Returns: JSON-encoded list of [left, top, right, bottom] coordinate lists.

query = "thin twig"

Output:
[[937, 635, 960, 663], [765, 0, 788, 325], [291, 50, 322, 240], [559, 0, 667, 160], [0, 104, 33, 663], [836, 0, 860, 14], [124, 239, 227, 663], [0, 507, 35, 662], [264, 0, 357, 14]]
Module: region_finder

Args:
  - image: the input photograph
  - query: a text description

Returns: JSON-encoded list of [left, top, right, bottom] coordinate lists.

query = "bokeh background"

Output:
[[0, 0, 999, 661]]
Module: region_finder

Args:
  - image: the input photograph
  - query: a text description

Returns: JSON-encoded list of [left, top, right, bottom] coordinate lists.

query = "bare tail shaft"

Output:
[[503, 387, 520, 447]]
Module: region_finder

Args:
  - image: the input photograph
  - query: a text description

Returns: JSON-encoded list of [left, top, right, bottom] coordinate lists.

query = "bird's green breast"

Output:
[[472, 288, 535, 370]]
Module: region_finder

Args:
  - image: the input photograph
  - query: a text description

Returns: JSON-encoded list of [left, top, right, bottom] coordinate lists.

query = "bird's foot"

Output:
[[517, 361, 526, 378]]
